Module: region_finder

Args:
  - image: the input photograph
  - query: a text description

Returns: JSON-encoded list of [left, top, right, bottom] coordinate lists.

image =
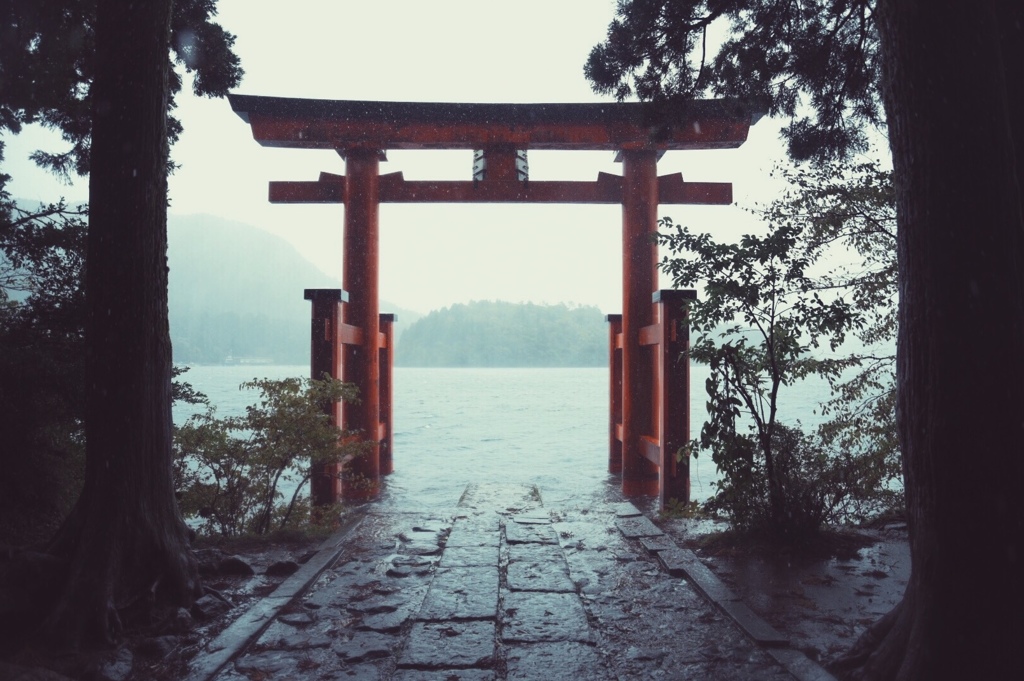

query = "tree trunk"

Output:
[[832, 1, 1024, 678], [40, 0, 201, 647]]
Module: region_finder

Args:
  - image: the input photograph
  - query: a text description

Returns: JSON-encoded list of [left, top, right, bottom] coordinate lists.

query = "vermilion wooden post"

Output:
[[620, 150, 661, 496], [379, 312, 396, 476], [304, 288, 348, 505], [341, 148, 382, 501], [654, 289, 696, 508], [606, 314, 623, 474]]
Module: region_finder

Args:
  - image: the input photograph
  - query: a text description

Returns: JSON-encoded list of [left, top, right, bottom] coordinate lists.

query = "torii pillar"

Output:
[[620, 149, 661, 495], [340, 148, 382, 500]]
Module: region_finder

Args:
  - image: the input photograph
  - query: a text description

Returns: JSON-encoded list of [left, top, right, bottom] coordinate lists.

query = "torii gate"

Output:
[[229, 95, 759, 507]]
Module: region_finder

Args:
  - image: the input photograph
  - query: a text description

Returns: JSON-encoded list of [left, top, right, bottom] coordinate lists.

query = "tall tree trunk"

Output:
[[41, 0, 201, 647], [832, 1, 1024, 678]]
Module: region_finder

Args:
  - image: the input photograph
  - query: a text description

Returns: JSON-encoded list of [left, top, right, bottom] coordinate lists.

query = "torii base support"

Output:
[[305, 288, 395, 506], [609, 290, 694, 510]]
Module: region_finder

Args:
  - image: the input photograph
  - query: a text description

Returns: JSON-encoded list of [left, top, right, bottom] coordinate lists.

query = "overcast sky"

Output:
[[6, 0, 789, 314]]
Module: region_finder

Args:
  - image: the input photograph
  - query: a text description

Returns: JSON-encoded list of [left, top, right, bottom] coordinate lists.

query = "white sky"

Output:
[[4, 0, 789, 315]]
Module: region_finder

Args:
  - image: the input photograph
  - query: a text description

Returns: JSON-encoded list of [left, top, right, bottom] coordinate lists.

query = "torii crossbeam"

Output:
[[230, 94, 761, 505]]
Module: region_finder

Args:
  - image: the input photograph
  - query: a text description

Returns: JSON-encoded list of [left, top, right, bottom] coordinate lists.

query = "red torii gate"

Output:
[[229, 95, 759, 506]]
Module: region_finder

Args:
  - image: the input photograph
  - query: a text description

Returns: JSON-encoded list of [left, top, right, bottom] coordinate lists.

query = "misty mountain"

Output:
[[168, 214, 419, 364], [396, 300, 607, 367]]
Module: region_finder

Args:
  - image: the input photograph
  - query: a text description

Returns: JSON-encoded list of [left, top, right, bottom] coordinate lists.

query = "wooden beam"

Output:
[[658, 173, 733, 205], [337, 322, 363, 346], [268, 172, 732, 206], [639, 322, 662, 346], [641, 436, 661, 465], [230, 95, 760, 151], [269, 180, 342, 203]]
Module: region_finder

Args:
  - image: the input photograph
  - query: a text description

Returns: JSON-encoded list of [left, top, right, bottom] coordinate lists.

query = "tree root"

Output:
[[828, 597, 911, 680]]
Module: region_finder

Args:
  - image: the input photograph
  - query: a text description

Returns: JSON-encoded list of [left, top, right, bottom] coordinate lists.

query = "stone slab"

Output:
[[391, 555, 436, 569], [183, 513, 366, 681], [659, 547, 738, 603], [510, 511, 551, 525], [507, 542, 563, 564], [418, 566, 499, 621], [501, 591, 590, 643], [278, 611, 315, 626], [346, 590, 407, 615], [767, 648, 839, 681], [507, 559, 575, 593], [656, 546, 693, 577], [332, 630, 398, 663], [440, 544, 500, 568], [446, 520, 501, 548], [458, 483, 540, 513], [184, 595, 290, 681], [401, 538, 444, 556], [393, 670, 494, 681], [506, 543, 574, 593], [399, 620, 496, 669], [257, 621, 332, 650], [387, 562, 435, 579], [409, 520, 450, 535], [454, 512, 502, 530], [357, 605, 416, 633], [656, 546, 789, 647], [611, 502, 643, 518], [233, 650, 302, 676], [505, 521, 558, 545], [505, 642, 606, 681], [614, 515, 664, 539], [640, 534, 677, 553], [719, 600, 789, 647]]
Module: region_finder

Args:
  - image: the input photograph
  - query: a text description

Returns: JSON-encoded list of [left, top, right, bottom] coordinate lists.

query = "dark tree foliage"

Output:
[[0, 0, 243, 180], [0, 202, 88, 543], [585, 0, 882, 162], [0, 199, 208, 546], [0, 1, 238, 552]]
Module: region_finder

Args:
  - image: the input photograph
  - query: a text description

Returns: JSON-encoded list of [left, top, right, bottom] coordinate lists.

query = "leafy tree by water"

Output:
[[660, 160, 900, 537], [768, 161, 901, 516]]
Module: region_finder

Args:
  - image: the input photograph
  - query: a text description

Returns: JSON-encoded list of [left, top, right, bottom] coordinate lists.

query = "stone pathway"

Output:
[[191, 483, 829, 680]]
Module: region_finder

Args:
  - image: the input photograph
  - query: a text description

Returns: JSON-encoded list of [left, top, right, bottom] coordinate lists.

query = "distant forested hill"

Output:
[[168, 214, 418, 364], [396, 301, 607, 367]]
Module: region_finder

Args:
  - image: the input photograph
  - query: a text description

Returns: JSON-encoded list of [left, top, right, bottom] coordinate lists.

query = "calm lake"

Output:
[[172, 365, 830, 510]]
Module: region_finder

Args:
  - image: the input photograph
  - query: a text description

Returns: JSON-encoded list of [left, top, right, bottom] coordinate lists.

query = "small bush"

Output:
[[173, 376, 363, 537], [698, 421, 900, 541]]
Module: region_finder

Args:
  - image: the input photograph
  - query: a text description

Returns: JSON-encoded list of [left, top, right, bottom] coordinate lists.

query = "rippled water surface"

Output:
[[173, 365, 829, 511]]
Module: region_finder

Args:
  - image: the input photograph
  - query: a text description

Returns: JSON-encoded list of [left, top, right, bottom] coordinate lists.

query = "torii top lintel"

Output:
[[228, 94, 762, 151]]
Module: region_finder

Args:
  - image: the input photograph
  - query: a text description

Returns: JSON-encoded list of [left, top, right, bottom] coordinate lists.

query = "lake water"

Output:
[[173, 365, 830, 510]]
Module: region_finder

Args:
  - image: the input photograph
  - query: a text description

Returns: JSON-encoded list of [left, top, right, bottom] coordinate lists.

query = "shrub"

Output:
[[173, 376, 363, 537]]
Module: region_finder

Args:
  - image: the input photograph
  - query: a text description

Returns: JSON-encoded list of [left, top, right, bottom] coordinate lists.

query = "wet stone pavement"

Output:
[[199, 483, 807, 680]]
